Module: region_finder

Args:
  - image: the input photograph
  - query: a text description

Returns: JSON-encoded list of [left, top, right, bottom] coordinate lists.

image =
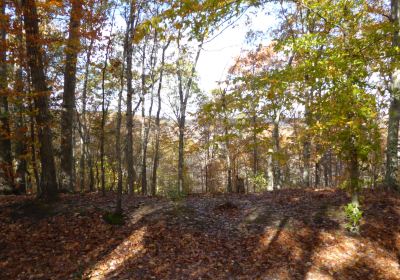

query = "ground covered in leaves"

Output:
[[0, 189, 399, 280]]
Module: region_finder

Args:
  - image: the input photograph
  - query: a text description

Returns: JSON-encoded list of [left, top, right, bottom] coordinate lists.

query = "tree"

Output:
[[61, 0, 83, 192], [0, 0, 15, 193], [125, 0, 137, 195], [151, 38, 170, 196], [13, 0, 28, 194], [22, 0, 58, 200], [385, 0, 400, 190]]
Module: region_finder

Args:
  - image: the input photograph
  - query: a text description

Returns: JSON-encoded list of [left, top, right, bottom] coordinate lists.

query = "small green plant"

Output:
[[103, 212, 125, 225], [344, 202, 363, 233], [249, 172, 268, 192], [166, 187, 187, 201]]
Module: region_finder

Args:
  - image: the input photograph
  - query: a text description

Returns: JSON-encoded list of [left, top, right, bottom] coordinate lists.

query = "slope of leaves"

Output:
[[0, 189, 399, 279]]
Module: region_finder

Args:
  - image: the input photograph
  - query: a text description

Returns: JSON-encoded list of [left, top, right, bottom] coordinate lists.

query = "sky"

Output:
[[196, 7, 279, 93]]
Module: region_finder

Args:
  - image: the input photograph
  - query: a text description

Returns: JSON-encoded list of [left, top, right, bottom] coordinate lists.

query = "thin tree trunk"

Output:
[[100, 8, 115, 196], [79, 36, 94, 192], [14, 6, 27, 194], [176, 32, 204, 194], [61, 0, 82, 192], [272, 113, 281, 190], [151, 40, 170, 196], [385, 0, 400, 190], [22, 0, 58, 200], [125, 2, 136, 195], [140, 44, 147, 195], [14, 2, 28, 194], [315, 161, 320, 188], [141, 31, 159, 196], [252, 111, 258, 192], [88, 153, 94, 191], [349, 138, 359, 206], [221, 90, 232, 193], [303, 96, 311, 188], [115, 41, 125, 215]]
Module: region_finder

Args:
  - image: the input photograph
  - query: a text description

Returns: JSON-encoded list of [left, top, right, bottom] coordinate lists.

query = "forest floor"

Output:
[[0, 189, 399, 280]]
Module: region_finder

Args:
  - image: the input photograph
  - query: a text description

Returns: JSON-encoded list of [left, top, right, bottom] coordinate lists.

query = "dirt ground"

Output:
[[0, 189, 399, 279]]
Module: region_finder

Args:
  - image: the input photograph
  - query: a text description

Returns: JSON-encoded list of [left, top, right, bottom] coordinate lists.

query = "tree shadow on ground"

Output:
[[2, 189, 399, 279], [360, 190, 400, 263], [98, 190, 345, 279], [324, 257, 398, 280], [0, 193, 168, 279]]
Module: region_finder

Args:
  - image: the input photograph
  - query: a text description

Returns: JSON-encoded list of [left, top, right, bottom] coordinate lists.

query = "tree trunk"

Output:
[[221, 90, 232, 193], [14, 6, 27, 194], [100, 8, 115, 196], [385, 0, 400, 190], [150, 40, 169, 196], [349, 140, 359, 206], [272, 114, 281, 190], [115, 43, 125, 215], [125, 3, 136, 195], [0, 0, 15, 193], [61, 0, 82, 192], [28, 84, 40, 191], [176, 32, 204, 194], [177, 115, 185, 193], [79, 35, 94, 192], [303, 99, 311, 188], [252, 112, 258, 192], [22, 0, 58, 200], [140, 45, 147, 195]]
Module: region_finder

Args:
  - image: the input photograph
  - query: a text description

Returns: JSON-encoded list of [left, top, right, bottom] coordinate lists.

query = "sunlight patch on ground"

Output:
[[83, 227, 147, 280], [305, 269, 335, 280], [129, 204, 168, 225], [315, 232, 358, 265], [311, 232, 400, 279]]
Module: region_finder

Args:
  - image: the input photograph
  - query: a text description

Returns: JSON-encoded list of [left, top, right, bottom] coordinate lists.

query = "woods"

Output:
[[1, 0, 400, 279], [1, 0, 396, 199]]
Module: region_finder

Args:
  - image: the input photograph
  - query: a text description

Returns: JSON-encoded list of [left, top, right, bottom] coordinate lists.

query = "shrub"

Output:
[[344, 202, 363, 233]]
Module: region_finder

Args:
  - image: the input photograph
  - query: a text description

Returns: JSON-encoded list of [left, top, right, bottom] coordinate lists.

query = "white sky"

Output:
[[196, 7, 278, 93]]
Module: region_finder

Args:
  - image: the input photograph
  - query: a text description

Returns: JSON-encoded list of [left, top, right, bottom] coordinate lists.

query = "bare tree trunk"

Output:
[[315, 144, 321, 188], [204, 129, 210, 193], [349, 138, 359, 206], [177, 117, 185, 193], [221, 90, 232, 193], [22, 0, 58, 200], [140, 32, 158, 196], [315, 161, 320, 188], [252, 112, 258, 192], [303, 98, 311, 188], [60, 0, 82, 192], [140, 44, 147, 195], [79, 35, 94, 192], [125, 2, 136, 195], [88, 153, 94, 192], [100, 8, 115, 196], [385, 0, 400, 190], [272, 113, 281, 190], [151, 40, 170, 196], [176, 32, 204, 194], [14, 5, 27, 193], [115, 42, 125, 215]]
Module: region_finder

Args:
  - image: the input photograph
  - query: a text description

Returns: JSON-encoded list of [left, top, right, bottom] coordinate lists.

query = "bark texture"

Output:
[[22, 0, 58, 200], [61, 0, 82, 192]]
